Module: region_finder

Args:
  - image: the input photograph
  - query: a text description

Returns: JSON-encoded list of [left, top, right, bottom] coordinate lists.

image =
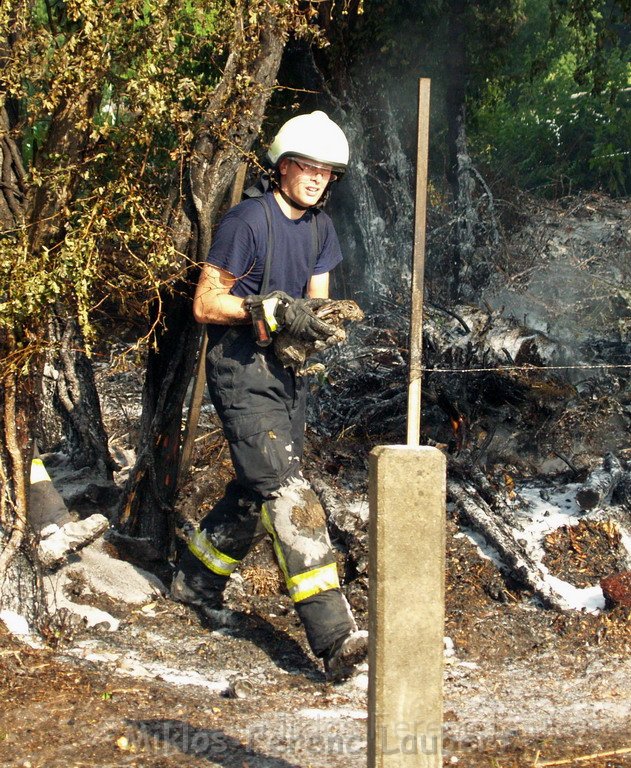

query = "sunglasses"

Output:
[[290, 158, 338, 182]]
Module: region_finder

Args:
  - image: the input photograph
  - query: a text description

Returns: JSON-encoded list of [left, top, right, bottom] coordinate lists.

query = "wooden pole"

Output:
[[368, 79, 445, 768], [178, 163, 248, 485], [406, 78, 431, 447]]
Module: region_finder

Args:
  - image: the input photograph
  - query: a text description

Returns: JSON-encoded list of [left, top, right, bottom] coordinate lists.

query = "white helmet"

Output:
[[267, 111, 349, 173]]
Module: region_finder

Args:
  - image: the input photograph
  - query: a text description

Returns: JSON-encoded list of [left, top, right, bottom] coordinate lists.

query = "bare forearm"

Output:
[[193, 292, 250, 325], [307, 272, 330, 299], [193, 264, 250, 325]]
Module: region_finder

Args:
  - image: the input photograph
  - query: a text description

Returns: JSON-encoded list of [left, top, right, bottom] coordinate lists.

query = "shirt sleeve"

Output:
[[206, 205, 260, 280], [313, 213, 343, 275]]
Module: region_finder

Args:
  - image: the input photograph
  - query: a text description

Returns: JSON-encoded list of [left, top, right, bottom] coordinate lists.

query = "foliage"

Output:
[[357, 0, 526, 81], [313, 0, 628, 197], [471, 0, 631, 196], [0, 0, 319, 373]]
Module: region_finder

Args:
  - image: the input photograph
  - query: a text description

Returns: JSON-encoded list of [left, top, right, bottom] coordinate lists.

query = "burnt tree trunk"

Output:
[[451, 119, 478, 299], [445, 0, 467, 189], [117, 284, 201, 550], [0, 351, 45, 627], [116, 16, 288, 555], [0, 102, 45, 624], [27, 95, 115, 478], [445, 0, 469, 302], [0, 31, 110, 620], [576, 453, 625, 511], [36, 309, 115, 479], [448, 478, 569, 611]]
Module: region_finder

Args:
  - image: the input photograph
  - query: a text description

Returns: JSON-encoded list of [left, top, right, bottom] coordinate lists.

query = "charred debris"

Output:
[[307, 190, 631, 613]]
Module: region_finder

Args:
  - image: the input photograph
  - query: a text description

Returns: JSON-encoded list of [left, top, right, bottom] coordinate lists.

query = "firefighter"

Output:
[[171, 111, 368, 682]]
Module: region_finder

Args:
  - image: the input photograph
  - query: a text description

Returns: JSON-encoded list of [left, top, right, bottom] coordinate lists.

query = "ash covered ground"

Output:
[[1, 191, 630, 768], [1, 407, 629, 768]]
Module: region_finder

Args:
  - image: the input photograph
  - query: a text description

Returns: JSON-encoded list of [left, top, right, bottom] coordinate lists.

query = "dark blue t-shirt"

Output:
[[206, 191, 343, 299]]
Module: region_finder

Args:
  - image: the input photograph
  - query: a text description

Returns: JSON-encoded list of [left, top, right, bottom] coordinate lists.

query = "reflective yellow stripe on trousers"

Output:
[[261, 504, 341, 603], [188, 530, 240, 577], [286, 561, 340, 602]]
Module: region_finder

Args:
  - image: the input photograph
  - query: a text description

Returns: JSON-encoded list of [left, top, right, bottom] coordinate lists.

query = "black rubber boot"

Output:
[[170, 547, 228, 616], [294, 589, 357, 658]]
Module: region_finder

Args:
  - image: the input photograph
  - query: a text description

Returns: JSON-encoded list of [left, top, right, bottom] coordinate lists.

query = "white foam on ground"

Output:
[[546, 576, 606, 612], [458, 481, 616, 613], [0, 610, 31, 636], [0, 610, 46, 649], [66, 643, 233, 692]]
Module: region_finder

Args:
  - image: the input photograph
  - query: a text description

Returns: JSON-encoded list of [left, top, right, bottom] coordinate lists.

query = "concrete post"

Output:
[[368, 445, 446, 768]]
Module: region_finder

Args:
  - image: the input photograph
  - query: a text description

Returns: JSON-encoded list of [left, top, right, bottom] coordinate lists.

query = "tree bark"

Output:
[[1, 48, 114, 477], [576, 453, 624, 511], [26, 92, 115, 477], [445, 0, 469, 301], [117, 16, 289, 556], [36, 309, 115, 479], [0, 36, 111, 620], [0, 331, 45, 628], [445, 0, 467, 189], [117, 285, 201, 550], [0, 99, 45, 624]]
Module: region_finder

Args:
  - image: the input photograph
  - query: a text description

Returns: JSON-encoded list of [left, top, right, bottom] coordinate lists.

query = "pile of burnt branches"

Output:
[[309, 298, 562, 447], [310, 293, 630, 461], [309, 295, 631, 608], [307, 300, 410, 442]]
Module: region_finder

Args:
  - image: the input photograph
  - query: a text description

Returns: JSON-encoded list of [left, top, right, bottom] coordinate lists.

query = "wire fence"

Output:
[[423, 362, 631, 375]]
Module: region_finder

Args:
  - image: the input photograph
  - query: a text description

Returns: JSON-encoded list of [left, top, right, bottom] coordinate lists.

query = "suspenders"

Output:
[[206, 195, 321, 350], [256, 196, 320, 297]]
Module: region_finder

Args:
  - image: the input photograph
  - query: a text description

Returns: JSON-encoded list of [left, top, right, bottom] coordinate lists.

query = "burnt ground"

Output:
[[5, 182, 631, 768], [1, 423, 630, 768]]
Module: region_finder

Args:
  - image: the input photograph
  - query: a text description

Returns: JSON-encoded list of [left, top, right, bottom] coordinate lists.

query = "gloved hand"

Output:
[[283, 298, 337, 342], [244, 291, 293, 346]]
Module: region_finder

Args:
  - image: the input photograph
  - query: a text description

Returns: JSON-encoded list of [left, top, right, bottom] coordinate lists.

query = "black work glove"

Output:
[[283, 298, 337, 342], [244, 291, 293, 346]]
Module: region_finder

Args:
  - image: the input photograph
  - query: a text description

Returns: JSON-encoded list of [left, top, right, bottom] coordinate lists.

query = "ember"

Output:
[[600, 571, 631, 609]]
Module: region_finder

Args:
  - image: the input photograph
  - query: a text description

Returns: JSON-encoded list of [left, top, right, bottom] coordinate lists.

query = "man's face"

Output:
[[278, 157, 335, 207]]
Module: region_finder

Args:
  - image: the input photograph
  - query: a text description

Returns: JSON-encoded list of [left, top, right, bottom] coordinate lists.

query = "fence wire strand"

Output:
[[422, 362, 631, 374]]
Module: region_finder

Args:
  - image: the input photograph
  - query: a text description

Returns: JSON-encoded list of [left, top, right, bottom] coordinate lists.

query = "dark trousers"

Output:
[[183, 326, 354, 657]]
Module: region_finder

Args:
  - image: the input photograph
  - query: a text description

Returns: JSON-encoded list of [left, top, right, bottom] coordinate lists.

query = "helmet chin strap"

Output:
[[277, 187, 311, 212]]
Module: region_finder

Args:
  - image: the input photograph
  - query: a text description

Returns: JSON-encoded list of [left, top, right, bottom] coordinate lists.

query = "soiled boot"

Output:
[[323, 630, 369, 683], [170, 569, 223, 610], [170, 548, 227, 618]]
